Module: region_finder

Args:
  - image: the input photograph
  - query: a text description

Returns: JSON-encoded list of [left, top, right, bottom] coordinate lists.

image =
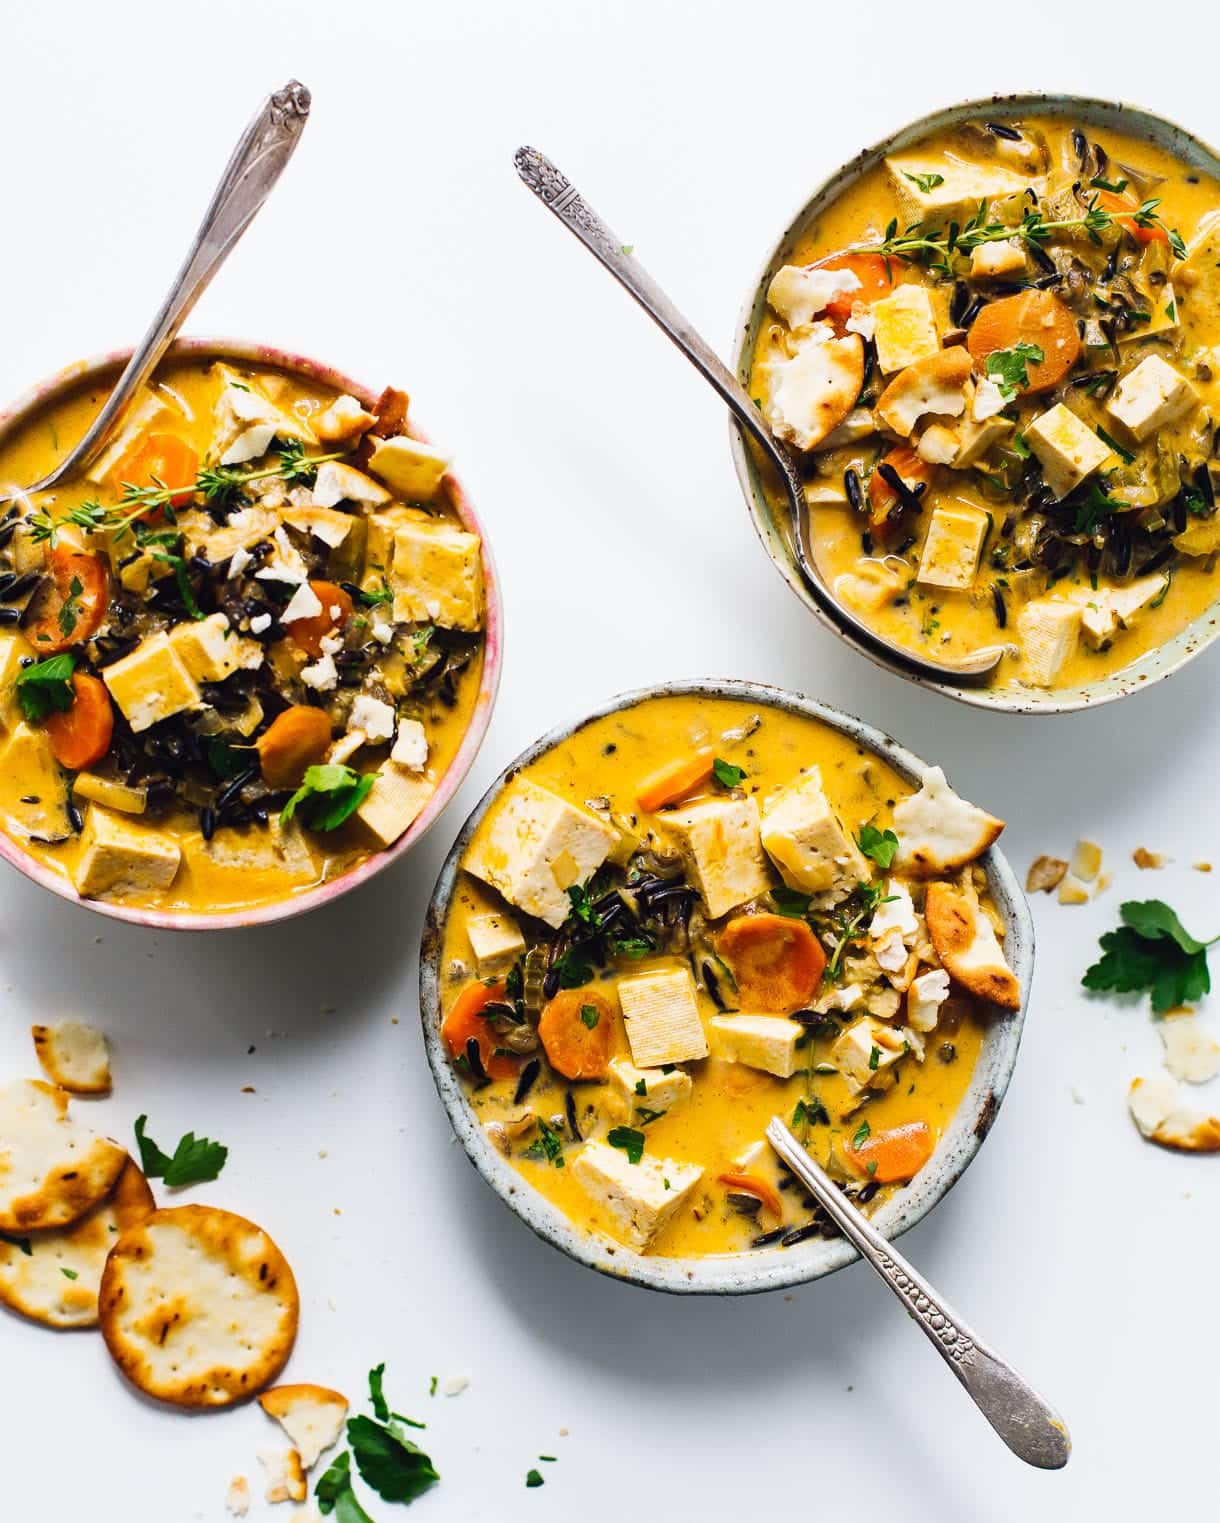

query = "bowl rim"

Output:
[[419, 678, 1034, 1296], [0, 336, 503, 932], [729, 91, 1220, 715]]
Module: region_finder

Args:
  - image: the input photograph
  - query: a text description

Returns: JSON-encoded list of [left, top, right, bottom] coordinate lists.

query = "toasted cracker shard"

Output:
[[924, 881, 1020, 1010], [0, 1079, 127, 1231], [98, 1204, 299, 1408], [0, 1155, 153, 1329], [259, 1383, 349, 1469], [258, 1447, 307, 1504], [31, 1021, 112, 1095], [876, 348, 973, 438], [1159, 1017, 1220, 1085], [892, 766, 1004, 876], [1128, 1075, 1220, 1152], [225, 1476, 250, 1517]]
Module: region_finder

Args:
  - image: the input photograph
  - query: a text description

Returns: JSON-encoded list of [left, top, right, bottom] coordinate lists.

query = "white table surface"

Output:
[[4, 2, 1218, 1518]]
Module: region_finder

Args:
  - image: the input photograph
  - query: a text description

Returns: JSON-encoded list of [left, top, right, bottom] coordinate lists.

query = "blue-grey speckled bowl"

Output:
[[419, 679, 1033, 1295]]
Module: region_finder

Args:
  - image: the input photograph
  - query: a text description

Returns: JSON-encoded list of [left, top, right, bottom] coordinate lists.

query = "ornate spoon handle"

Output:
[[766, 1118, 1070, 1470], [29, 80, 311, 494]]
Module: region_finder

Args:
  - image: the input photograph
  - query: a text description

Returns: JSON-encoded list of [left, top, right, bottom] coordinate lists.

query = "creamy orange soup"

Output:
[[0, 356, 484, 914], [748, 113, 1220, 692], [438, 694, 1017, 1258]]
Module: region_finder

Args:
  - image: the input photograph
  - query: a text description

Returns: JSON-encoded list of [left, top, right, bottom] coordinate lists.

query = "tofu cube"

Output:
[[368, 435, 452, 503], [916, 504, 989, 590], [617, 966, 709, 1068], [466, 776, 618, 928], [1111, 573, 1169, 626], [0, 723, 71, 839], [709, 1014, 804, 1078], [660, 796, 771, 918], [1025, 404, 1110, 500], [871, 284, 941, 374], [1078, 592, 1118, 650], [1117, 282, 1180, 347], [831, 1017, 906, 1091], [363, 507, 414, 582], [885, 156, 1029, 230], [970, 238, 1026, 279], [759, 767, 869, 900], [168, 613, 242, 684], [391, 516, 483, 631], [1016, 599, 1081, 687], [571, 1140, 704, 1252], [311, 461, 390, 509], [102, 632, 201, 733], [953, 415, 1014, 469], [73, 805, 181, 899], [353, 764, 435, 848], [1108, 355, 1198, 442], [607, 1057, 693, 1119], [466, 912, 527, 976]]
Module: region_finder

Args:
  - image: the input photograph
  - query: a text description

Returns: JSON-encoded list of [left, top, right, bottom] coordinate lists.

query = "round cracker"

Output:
[[99, 1204, 299, 1408], [0, 1079, 127, 1231], [0, 1156, 154, 1329]]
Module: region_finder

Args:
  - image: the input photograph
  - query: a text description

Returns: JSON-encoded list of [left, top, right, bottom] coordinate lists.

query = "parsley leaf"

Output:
[[348, 1414, 440, 1505], [526, 1468, 545, 1488], [57, 575, 84, 639], [902, 170, 945, 193], [16, 653, 77, 724], [772, 885, 812, 919], [580, 1004, 600, 1029], [712, 757, 746, 789], [282, 764, 375, 833], [857, 825, 899, 869], [524, 1116, 566, 1168], [984, 342, 1045, 401], [607, 1126, 645, 1165], [852, 1120, 871, 1149], [369, 1362, 390, 1422], [1082, 900, 1217, 1012], [133, 1115, 228, 1187], [1073, 479, 1127, 533], [1096, 425, 1135, 465], [315, 1452, 376, 1523]]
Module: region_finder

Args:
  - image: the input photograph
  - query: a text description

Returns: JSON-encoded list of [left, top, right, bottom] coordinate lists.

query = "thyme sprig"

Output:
[[854, 194, 1183, 280], [29, 440, 347, 548]]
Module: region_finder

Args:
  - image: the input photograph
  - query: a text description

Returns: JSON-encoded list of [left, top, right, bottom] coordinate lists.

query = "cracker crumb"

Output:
[[1070, 839, 1103, 882], [1133, 847, 1167, 869], [1026, 855, 1068, 894], [225, 1476, 250, 1517], [442, 1374, 470, 1396], [1058, 874, 1091, 905], [241, 1086, 256, 1094], [1195, 862, 1213, 873]]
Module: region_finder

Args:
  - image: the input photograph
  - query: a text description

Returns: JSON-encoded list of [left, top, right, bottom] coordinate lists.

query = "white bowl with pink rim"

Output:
[[0, 336, 503, 932]]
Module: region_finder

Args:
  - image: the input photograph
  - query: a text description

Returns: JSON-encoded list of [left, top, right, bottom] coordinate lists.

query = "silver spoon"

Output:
[[765, 1117, 1070, 1469], [513, 146, 1005, 684], [7, 79, 311, 501]]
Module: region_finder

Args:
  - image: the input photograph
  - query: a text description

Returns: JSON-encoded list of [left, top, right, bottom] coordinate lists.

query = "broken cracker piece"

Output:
[[924, 881, 1020, 1010], [99, 1204, 299, 1408], [1133, 847, 1167, 870], [1128, 1075, 1220, 1152], [1069, 839, 1102, 882], [1057, 875, 1090, 905], [226, 1477, 250, 1517], [892, 766, 1004, 876], [1160, 1015, 1220, 1084], [259, 1383, 349, 1469], [31, 1021, 111, 1094], [259, 1447, 307, 1504], [0, 1155, 153, 1329], [0, 1079, 126, 1231], [1026, 856, 1067, 894]]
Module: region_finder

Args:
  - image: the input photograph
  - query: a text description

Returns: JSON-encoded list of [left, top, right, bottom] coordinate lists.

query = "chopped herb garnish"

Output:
[[282, 765, 375, 833], [526, 1469, 545, 1488], [57, 575, 84, 639], [852, 1120, 871, 1149], [580, 1004, 600, 1029], [868, 1045, 881, 1071], [525, 1116, 566, 1168], [1073, 479, 1127, 535], [772, 885, 813, 919], [16, 653, 77, 725], [634, 1078, 647, 1096], [902, 170, 945, 193], [61, 1267, 78, 1280], [856, 824, 899, 869], [607, 1126, 645, 1165], [1083, 899, 1218, 1012], [985, 342, 1045, 401], [348, 1414, 440, 1505], [712, 757, 747, 789], [1096, 426, 1135, 465], [133, 1115, 228, 1188], [0, 1231, 32, 1256], [315, 1452, 375, 1522]]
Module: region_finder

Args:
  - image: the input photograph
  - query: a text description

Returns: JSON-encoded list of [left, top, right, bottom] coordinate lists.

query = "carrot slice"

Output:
[[25, 547, 109, 654], [442, 980, 520, 1081], [43, 673, 114, 770], [256, 706, 333, 788], [113, 431, 199, 514], [717, 913, 826, 1013], [815, 251, 900, 319], [636, 749, 715, 812], [866, 445, 934, 533], [846, 1121, 935, 1183], [1095, 189, 1169, 247], [966, 289, 1080, 394], [538, 989, 616, 1080], [286, 580, 354, 658], [718, 1170, 783, 1219]]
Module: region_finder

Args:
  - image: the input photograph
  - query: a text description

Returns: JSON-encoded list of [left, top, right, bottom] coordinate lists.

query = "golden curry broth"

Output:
[[749, 115, 1220, 690], [440, 695, 990, 1258], [0, 357, 483, 914]]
